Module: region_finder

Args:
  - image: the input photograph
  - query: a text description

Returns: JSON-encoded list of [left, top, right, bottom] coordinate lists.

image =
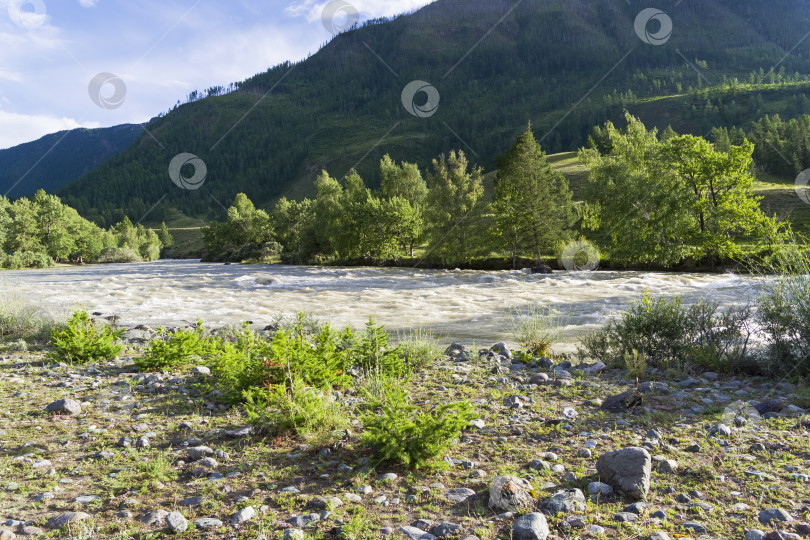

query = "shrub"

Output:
[[397, 326, 441, 372], [230, 241, 282, 262], [1, 251, 54, 269], [97, 247, 142, 263], [243, 377, 346, 439], [758, 243, 810, 377], [359, 382, 474, 469], [0, 295, 59, 342], [48, 310, 124, 364], [623, 349, 647, 378], [136, 321, 216, 371], [346, 318, 406, 378], [511, 305, 566, 357], [580, 292, 753, 373]]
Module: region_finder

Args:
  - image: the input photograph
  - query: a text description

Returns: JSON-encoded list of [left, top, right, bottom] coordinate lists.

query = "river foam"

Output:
[[0, 260, 771, 351]]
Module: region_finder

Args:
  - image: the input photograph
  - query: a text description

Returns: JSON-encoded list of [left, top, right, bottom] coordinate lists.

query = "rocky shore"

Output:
[[0, 335, 809, 539]]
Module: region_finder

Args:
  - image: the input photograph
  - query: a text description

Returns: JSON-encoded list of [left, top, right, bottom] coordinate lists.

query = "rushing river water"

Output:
[[0, 260, 770, 351]]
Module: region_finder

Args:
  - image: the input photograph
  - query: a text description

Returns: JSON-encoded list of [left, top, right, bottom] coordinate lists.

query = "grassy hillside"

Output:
[[56, 0, 810, 226]]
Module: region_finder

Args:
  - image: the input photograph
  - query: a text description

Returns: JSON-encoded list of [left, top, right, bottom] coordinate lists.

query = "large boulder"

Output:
[[488, 476, 536, 512], [596, 447, 651, 500], [601, 390, 642, 412], [512, 513, 550, 540]]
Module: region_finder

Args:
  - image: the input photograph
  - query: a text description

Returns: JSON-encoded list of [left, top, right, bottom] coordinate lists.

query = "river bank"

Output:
[[0, 337, 808, 539]]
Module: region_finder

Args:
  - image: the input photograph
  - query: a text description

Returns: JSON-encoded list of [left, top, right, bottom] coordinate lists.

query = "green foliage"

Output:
[[491, 123, 576, 266], [346, 318, 406, 379], [397, 326, 441, 372], [243, 377, 346, 438], [48, 310, 124, 364], [580, 291, 754, 373], [1, 250, 54, 269], [511, 305, 566, 357], [581, 113, 776, 267], [0, 294, 59, 342], [359, 382, 474, 469], [424, 150, 486, 265], [136, 321, 215, 371], [758, 240, 810, 377], [623, 349, 647, 379]]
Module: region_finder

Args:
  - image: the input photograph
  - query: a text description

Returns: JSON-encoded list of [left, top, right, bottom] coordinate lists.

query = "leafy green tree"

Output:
[[271, 197, 316, 261], [380, 154, 428, 205], [491, 123, 575, 266], [0, 197, 10, 249], [424, 150, 485, 265], [5, 197, 42, 254], [580, 114, 693, 267], [313, 170, 345, 256], [660, 135, 774, 264]]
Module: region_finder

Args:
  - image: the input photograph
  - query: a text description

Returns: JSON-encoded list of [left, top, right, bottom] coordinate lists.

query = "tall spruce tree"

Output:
[[491, 123, 575, 267]]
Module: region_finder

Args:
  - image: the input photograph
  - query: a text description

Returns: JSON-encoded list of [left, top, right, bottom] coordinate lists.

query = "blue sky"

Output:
[[0, 0, 434, 149]]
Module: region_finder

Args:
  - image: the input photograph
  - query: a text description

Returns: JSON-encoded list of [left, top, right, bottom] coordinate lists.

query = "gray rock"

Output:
[[614, 512, 638, 522], [658, 459, 678, 473], [46, 512, 91, 529], [179, 496, 204, 507], [754, 399, 785, 415], [682, 521, 706, 533], [140, 509, 168, 526], [601, 390, 643, 412], [758, 508, 793, 524], [645, 533, 672, 540], [286, 514, 320, 528], [186, 446, 214, 460], [191, 365, 210, 375], [529, 373, 549, 384], [225, 426, 253, 438], [709, 424, 732, 437], [446, 488, 476, 503], [230, 506, 255, 525], [596, 447, 652, 500], [491, 342, 512, 359], [489, 476, 535, 512], [45, 399, 81, 416], [308, 496, 342, 510], [193, 518, 223, 529], [165, 512, 188, 533], [0, 530, 14, 540], [638, 381, 670, 395], [540, 489, 585, 514], [284, 530, 305, 540], [400, 526, 436, 540], [431, 522, 462, 536], [745, 531, 766, 540], [587, 482, 613, 495], [512, 513, 550, 540]]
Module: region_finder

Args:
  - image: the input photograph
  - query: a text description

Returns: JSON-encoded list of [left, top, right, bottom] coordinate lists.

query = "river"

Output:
[[0, 260, 769, 351]]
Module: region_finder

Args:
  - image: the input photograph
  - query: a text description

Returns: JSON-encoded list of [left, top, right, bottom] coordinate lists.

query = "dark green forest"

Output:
[[48, 0, 810, 226]]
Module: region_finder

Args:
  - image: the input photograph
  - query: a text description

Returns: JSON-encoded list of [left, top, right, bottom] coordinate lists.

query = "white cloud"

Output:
[[0, 110, 99, 149], [286, 0, 432, 23], [78, 0, 99, 7]]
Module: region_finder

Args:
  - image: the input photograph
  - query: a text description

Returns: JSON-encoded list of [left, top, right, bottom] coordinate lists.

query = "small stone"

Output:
[[0, 531, 14, 540], [758, 508, 793, 524], [431, 522, 462, 536], [489, 476, 535, 512], [179, 496, 204, 507], [284, 530, 305, 540], [46, 512, 91, 529], [709, 424, 732, 437], [400, 526, 436, 540], [745, 531, 766, 540], [165, 512, 187, 533], [191, 366, 210, 375], [446, 488, 476, 503], [194, 518, 223, 529], [378, 473, 398, 483], [645, 533, 672, 540], [596, 447, 652, 500], [45, 399, 81, 416], [140, 510, 168, 526], [588, 482, 613, 496], [230, 506, 256, 525], [225, 426, 252, 438], [186, 446, 214, 460], [540, 488, 585, 514], [683, 521, 707, 533], [658, 459, 678, 473]]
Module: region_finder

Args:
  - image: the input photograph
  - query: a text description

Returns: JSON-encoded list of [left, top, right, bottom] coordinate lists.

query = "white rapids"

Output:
[[0, 260, 771, 351]]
